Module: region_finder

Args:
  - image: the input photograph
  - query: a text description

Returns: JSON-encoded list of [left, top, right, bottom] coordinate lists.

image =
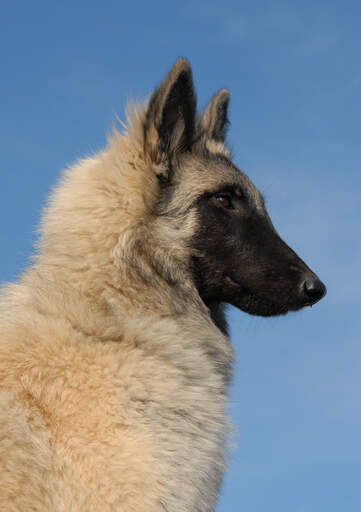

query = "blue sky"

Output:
[[1, 1, 360, 510]]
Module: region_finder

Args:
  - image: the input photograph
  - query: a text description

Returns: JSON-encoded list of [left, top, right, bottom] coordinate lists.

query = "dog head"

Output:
[[143, 59, 326, 317]]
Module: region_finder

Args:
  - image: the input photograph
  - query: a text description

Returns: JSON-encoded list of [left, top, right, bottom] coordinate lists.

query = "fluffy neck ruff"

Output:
[[32, 106, 200, 318]]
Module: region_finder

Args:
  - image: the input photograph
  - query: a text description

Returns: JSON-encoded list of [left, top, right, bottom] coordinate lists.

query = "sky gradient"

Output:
[[1, 1, 360, 510]]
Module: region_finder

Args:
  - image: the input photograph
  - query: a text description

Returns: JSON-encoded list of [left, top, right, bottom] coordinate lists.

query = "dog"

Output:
[[0, 59, 326, 511]]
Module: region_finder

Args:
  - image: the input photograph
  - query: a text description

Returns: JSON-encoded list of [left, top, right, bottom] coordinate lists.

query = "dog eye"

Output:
[[214, 194, 233, 209]]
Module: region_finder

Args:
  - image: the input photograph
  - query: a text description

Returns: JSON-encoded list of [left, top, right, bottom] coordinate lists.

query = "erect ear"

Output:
[[144, 59, 196, 166], [197, 89, 230, 142]]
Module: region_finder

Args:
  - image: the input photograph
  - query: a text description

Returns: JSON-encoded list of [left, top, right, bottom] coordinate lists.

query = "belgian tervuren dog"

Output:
[[0, 59, 326, 511]]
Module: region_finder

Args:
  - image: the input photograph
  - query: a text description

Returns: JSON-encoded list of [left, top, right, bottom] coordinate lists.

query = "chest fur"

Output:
[[12, 327, 231, 511]]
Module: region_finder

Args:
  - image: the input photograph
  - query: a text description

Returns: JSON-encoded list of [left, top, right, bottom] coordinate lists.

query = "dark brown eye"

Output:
[[215, 194, 233, 209]]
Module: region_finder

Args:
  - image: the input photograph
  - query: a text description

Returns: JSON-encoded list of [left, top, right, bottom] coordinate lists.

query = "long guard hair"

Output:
[[0, 59, 326, 511]]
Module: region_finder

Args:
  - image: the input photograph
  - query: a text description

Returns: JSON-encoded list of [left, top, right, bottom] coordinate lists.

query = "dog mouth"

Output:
[[223, 274, 301, 317], [191, 256, 317, 317]]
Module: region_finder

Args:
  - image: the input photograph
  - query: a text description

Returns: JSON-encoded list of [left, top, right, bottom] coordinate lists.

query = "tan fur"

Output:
[[205, 138, 230, 157], [0, 65, 234, 510]]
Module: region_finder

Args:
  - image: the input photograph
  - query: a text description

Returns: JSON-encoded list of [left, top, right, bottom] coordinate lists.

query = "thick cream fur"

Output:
[[0, 104, 234, 511]]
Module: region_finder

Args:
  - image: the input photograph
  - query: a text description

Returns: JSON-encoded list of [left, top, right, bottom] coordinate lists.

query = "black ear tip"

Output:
[[215, 90, 230, 113], [165, 58, 194, 97], [217, 89, 230, 102], [172, 58, 192, 76]]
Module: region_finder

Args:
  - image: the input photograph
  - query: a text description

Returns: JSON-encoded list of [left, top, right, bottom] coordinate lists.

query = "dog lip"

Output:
[[223, 274, 292, 307]]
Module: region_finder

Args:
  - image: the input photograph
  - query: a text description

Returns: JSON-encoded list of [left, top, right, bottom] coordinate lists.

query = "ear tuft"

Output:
[[197, 89, 230, 142], [145, 59, 196, 164]]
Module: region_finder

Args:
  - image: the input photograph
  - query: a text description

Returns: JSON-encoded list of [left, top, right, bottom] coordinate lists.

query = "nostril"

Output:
[[303, 277, 327, 304]]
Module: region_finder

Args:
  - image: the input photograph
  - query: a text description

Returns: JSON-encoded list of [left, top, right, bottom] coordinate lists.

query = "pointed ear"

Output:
[[197, 89, 230, 142], [144, 59, 196, 164]]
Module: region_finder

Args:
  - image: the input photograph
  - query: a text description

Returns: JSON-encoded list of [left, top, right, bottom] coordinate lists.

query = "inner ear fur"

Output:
[[197, 89, 230, 142], [144, 59, 196, 171]]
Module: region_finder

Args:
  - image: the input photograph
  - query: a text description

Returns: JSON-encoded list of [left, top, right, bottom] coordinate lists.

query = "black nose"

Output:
[[302, 277, 327, 304]]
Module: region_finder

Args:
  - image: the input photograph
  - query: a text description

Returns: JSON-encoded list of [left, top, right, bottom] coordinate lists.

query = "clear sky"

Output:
[[1, 1, 360, 510]]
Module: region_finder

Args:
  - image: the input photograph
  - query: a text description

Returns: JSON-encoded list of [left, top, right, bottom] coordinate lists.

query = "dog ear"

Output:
[[144, 59, 196, 170], [197, 89, 229, 142]]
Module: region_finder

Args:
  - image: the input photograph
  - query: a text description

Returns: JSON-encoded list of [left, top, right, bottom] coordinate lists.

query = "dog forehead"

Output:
[[177, 154, 262, 206]]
